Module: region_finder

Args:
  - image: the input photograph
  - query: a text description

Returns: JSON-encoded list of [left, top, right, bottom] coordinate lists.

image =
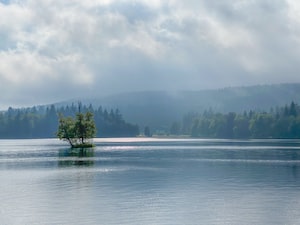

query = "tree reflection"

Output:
[[58, 148, 95, 167]]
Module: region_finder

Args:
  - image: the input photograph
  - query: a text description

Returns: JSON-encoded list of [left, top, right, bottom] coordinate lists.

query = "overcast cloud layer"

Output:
[[1, 0, 300, 108]]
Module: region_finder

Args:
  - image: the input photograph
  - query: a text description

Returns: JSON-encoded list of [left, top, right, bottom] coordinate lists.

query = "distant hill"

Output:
[[56, 83, 300, 132]]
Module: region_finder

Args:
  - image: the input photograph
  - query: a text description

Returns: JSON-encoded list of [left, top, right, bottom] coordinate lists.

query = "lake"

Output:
[[1, 138, 300, 225]]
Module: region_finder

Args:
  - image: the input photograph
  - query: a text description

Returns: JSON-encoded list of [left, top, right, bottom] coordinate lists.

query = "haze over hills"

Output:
[[56, 83, 300, 132], [3, 0, 300, 121]]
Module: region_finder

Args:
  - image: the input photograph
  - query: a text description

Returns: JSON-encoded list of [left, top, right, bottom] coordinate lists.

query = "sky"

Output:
[[1, 0, 300, 109]]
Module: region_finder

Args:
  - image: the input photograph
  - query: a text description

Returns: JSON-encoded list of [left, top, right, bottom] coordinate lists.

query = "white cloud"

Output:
[[0, 0, 300, 108]]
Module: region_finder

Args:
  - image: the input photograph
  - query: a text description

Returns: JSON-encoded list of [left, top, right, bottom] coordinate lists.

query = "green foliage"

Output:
[[0, 104, 139, 138], [57, 111, 96, 147], [177, 101, 300, 139], [57, 116, 76, 147], [249, 113, 274, 138], [233, 116, 250, 138]]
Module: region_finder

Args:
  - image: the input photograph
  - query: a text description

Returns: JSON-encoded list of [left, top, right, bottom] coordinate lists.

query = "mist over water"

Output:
[[1, 138, 300, 225]]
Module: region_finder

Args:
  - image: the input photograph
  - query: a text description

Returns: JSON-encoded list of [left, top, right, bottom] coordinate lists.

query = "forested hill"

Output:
[[173, 101, 300, 139], [2, 83, 300, 138], [60, 83, 300, 132], [0, 104, 139, 139]]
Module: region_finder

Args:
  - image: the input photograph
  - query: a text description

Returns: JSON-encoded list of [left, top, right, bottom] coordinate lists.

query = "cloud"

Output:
[[1, 0, 300, 108]]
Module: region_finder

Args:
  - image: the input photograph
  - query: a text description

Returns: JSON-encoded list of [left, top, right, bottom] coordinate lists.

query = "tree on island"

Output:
[[57, 110, 96, 148]]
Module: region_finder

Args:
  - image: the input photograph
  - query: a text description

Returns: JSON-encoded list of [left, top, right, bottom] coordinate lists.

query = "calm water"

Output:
[[1, 138, 300, 225]]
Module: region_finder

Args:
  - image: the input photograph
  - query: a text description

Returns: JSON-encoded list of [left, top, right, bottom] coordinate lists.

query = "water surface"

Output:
[[1, 138, 300, 225]]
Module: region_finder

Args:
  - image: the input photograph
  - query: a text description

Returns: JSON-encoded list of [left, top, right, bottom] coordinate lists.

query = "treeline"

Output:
[[170, 102, 300, 139], [0, 104, 139, 138]]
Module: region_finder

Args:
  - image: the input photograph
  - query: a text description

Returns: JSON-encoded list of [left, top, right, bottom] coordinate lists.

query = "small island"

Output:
[[56, 108, 96, 148]]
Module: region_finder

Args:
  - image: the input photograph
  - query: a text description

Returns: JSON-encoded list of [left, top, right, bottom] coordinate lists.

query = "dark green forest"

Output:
[[0, 104, 139, 138], [170, 102, 300, 139], [1, 100, 300, 139]]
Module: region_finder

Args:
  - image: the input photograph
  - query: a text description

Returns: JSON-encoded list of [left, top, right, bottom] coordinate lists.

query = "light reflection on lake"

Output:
[[0, 138, 300, 224]]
